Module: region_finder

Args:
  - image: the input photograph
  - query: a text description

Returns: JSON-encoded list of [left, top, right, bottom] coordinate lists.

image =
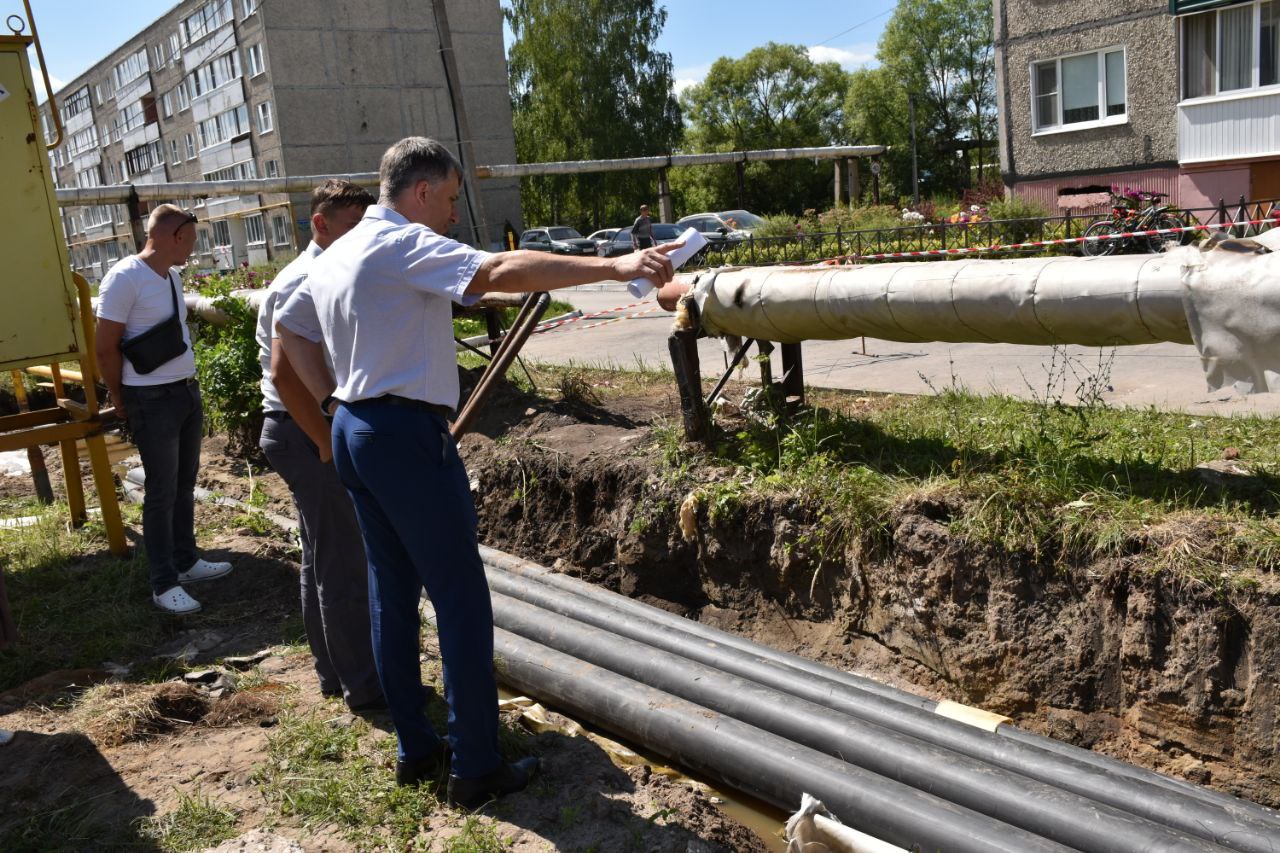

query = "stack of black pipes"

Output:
[[478, 545, 1280, 853]]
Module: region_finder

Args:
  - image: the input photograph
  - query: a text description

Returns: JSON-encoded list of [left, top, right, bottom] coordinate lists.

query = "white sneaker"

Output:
[[152, 585, 201, 614], [179, 557, 233, 583]]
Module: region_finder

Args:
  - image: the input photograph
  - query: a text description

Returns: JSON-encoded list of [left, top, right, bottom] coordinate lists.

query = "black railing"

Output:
[[683, 196, 1280, 270]]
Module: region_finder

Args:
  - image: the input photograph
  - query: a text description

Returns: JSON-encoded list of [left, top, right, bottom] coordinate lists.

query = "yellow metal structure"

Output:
[[0, 18, 126, 556], [0, 33, 81, 371]]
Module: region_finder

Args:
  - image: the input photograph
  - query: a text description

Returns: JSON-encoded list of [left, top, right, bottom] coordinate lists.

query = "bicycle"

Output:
[[1080, 191, 1191, 257]]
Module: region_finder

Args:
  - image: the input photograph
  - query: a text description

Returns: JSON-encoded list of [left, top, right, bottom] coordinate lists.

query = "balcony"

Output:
[[1178, 88, 1280, 164]]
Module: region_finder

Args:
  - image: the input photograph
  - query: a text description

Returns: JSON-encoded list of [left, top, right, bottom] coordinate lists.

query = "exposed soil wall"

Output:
[[463, 420, 1280, 809]]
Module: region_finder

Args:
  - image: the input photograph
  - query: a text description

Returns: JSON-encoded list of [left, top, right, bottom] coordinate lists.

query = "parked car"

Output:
[[675, 213, 746, 251], [586, 228, 619, 250], [517, 227, 596, 255], [597, 222, 683, 257]]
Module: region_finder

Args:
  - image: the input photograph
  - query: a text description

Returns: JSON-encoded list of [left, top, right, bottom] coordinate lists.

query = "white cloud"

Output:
[[26, 47, 64, 102], [807, 44, 877, 71], [673, 63, 711, 96]]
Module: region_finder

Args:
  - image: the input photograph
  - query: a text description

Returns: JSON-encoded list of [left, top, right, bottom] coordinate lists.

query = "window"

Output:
[[67, 125, 99, 156], [256, 101, 273, 133], [198, 104, 251, 148], [153, 41, 167, 69], [211, 219, 232, 247], [1031, 48, 1126, 132], [176, 82, 190, 112], [117, 100, 146, 135], [245, 214, 266, 245], [272, 215, 291, 246], [243, 0, 258, 15], [125, 140, 164, 175], [169, 33, 181, 62], [112, 49, 149, 89], [265, 159, 279, 178], [59, 87, 91, 123], [1183, 1, 1280, 98], [94, 84, 103, 106], [76, 166, 102, 188], [162, 92, 173, 118], [185, 133, 196, 159], [203, 159, 257, 182], [195, 228, 212, 253], [170, 138, 181, 165], [246, 43, 264, 76], [181, 0, 232, 46], [188, 50, 241, 100]]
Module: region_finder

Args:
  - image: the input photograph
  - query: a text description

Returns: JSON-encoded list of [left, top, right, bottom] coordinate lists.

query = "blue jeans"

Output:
[[123, 379, 202, 595], [332, 400, 501, 778]]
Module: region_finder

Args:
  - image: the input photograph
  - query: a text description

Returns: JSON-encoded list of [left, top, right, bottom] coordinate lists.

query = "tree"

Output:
[[675, 43, 850, 216], [505, 0, 682, 231], [864, 0, 997, 199]]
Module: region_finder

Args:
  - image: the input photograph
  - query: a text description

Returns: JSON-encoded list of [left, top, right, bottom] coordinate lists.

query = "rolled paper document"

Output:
[[628, 226, 708, 299]]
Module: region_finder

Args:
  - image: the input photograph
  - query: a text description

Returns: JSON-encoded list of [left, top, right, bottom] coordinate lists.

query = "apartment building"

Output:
[[994, 0, 1280, 212], [41, 0, 521, 282]]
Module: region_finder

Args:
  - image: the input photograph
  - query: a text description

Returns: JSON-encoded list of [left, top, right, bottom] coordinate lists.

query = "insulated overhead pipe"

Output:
[[481, 540, 1280, 824], [492, 628, 1074, 853], [479, 545, 1280, 828], [481, 557, 1280, 851], [490, 591, 1228, 853]]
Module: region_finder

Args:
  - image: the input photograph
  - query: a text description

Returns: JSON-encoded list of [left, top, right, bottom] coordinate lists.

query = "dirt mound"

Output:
[[203, 684, 285, 727], [74, 681, 210, 747], [463, 419, 1280, 809]]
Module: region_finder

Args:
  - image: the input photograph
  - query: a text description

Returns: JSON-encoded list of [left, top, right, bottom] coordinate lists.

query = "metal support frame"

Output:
[[780, 342, 805, 408], [452, 292, 551, 440], [668, 329, 711, 444]]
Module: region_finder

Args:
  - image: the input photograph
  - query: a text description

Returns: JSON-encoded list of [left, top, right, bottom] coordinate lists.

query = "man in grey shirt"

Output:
[[632, 203, 654, 250], [255, 180, 382, 712], [276, 137, 679, 807]]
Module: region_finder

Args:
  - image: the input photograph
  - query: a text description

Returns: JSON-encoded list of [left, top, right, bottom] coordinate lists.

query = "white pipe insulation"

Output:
[[687, 236, 1280, 394]]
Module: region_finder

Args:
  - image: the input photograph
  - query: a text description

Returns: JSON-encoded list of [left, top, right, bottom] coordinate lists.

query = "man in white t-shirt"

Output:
[[275, 137, 679, 806], [96, 204, 233, 615], [255, 180, 383, 712]]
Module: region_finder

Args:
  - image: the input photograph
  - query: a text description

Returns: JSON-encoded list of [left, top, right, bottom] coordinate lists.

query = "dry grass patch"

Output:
[[203, 683, 286, 727], [71, 681, 209, 747]]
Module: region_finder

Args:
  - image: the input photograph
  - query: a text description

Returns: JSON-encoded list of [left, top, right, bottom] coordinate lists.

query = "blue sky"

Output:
[[24, 0, 895, 101]]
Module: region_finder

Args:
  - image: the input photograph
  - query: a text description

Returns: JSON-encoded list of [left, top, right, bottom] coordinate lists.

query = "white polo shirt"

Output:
[[95, 255, 196, 386], [255, 241, 323, 413], [275, 205, 488, 409]]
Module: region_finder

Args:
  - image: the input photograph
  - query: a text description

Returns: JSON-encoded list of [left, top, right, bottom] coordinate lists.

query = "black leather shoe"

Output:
[[395, 744, 451, 787], [446, 756, 540, 809]]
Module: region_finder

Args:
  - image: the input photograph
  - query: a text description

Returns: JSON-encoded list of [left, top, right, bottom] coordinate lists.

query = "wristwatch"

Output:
[[320, 394, 338, 416]]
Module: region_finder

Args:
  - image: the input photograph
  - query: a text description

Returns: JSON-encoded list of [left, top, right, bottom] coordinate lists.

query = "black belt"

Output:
[[264, 410, 292, 420], [360, 395, 454, 420], [126, 376, 197, 390]]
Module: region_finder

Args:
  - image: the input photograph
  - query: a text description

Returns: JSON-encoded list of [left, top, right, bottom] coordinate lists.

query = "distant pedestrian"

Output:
[[632, 204, 654, 250], [255, 179, 383, 712], [95, 204, 233, 615]]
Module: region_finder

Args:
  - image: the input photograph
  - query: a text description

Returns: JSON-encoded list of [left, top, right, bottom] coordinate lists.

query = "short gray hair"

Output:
[[378, 137, 463, 203]]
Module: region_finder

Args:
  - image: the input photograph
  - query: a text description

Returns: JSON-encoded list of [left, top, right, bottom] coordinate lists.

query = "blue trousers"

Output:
[[332, 400, 501, 778]]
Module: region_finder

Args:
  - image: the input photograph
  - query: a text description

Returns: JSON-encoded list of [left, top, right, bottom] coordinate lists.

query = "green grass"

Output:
[[0, 503, 164, 691], [136, 790, 240, 852], [651, 356, 1280, 592]]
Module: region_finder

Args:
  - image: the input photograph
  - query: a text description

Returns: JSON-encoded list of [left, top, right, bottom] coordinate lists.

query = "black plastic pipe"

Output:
[[492, 627, 1075, 853], [482, 560, 1280, 852], [479, 545, 1280, 830], [491, 591, 1226, 853]]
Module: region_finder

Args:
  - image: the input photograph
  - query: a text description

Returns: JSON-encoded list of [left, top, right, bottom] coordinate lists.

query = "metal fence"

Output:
[[685, 196, 1280, 269]]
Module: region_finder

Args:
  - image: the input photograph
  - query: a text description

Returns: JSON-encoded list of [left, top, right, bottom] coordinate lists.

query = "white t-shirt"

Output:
[[256, 241, 323, 412], [95, 255, 196, 386], [276, 205, 488, 409]]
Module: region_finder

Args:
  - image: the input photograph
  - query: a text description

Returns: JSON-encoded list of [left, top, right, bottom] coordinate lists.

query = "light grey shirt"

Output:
[[95, 255, 196, 386], [276, 205, 489, 409], [256, 241, 323, 413]]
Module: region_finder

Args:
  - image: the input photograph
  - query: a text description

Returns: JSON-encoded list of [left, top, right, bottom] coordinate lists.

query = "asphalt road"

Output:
[[521, 284, 1280, 418]]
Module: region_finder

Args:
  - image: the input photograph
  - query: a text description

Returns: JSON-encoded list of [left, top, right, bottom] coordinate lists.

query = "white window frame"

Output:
[[256, 101, 273, 134], [245, 213, 266, 246], [211, 219, 232, 247], [1030, 45, 1128, 136], [246, 43, 265, 77], [1179, 0, 1280, 103], [265, 159, 279, 178], [271, 214, 291, 246], [162, 92, 173, 118], [176, 81, 190, 112], [170, 138, 181, 165], [185, 133, 197, 160], [243, 0, 258, 17]]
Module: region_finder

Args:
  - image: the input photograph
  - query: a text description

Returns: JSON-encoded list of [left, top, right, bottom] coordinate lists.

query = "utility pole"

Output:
[[909, 94, 920, 205]]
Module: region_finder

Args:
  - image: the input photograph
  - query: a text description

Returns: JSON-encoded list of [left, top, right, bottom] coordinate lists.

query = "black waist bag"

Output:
[[119, 272, 189, 374]]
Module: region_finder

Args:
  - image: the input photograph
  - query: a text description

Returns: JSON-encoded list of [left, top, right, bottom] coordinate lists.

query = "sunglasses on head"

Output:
[[173, 212, 198, 235]]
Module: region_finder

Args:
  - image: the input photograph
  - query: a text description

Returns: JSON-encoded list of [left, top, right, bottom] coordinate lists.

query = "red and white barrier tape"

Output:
[[801, 216, 1280, 265]]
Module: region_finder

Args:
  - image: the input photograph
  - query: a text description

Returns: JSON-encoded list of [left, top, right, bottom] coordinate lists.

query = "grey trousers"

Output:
[[260, 413, 381, 706], [123, 379, 202, 595]]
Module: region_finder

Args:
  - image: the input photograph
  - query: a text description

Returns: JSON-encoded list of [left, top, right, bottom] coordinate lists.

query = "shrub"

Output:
[[988, 196, 1053, 245]]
